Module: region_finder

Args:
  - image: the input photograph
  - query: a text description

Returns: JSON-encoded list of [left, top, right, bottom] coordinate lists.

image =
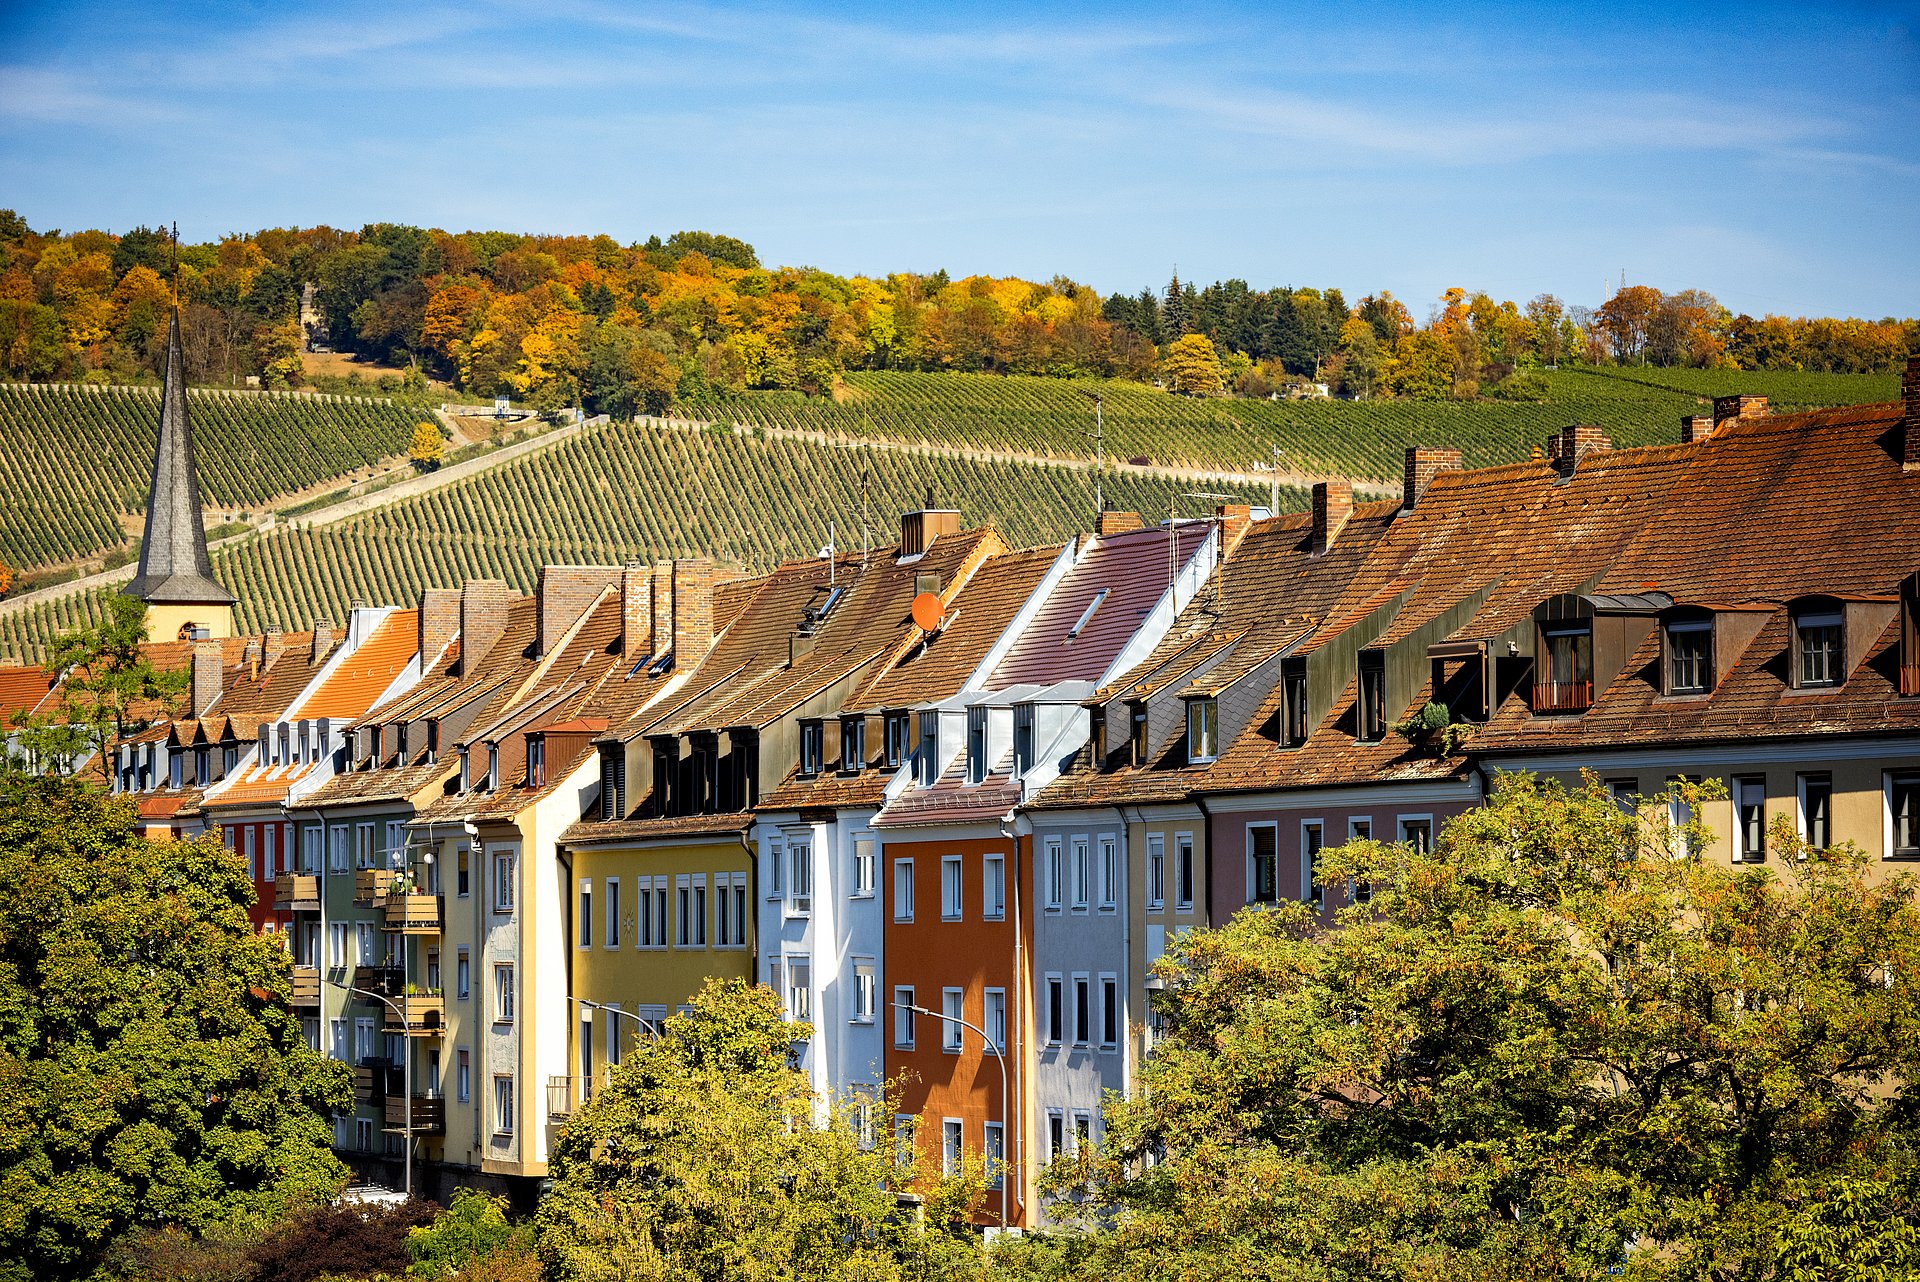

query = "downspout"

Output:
[[999, 809, 1028, 1228]]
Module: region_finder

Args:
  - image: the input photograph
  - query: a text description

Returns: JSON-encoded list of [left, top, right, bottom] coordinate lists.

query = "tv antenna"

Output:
[[1075, 389, 1105, 517]]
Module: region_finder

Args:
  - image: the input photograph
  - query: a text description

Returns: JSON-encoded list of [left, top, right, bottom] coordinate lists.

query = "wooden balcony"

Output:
[[381, 993, 444, 1037], [1531, 679, 1593, 715], [353, 1061, 392, 1103], [352, 964, 400, 997], [289, 965, 320, 1009], [383, 892, 441, 935], [273, 873, 319, 912], [353, 868, 395, 907], [382, 1094, 445, 1134]]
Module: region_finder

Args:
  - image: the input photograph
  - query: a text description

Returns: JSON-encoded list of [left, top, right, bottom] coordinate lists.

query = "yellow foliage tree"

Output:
[[409, 420, 445, 470], [1159, 333, 1226, 394]]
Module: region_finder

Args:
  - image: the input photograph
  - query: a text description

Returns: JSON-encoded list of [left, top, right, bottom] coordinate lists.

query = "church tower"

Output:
[[125, 310, 236, 642]]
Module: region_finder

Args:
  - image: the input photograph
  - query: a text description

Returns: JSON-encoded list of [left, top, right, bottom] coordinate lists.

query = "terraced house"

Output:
[[45, 319, 1920, 1221]]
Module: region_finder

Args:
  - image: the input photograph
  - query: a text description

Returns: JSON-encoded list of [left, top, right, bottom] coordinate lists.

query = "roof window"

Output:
[[1068, 590, 1110, 640]]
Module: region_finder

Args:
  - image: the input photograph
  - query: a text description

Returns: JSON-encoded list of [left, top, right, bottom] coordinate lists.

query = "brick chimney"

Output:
[[1681, 414, 1714, 445], [1311, 481, 1352, 556], [538, 565, 619, 656], [1402, 447, 1463, 510], [1213, 503, 1253, 552], [650, 561, 675, 655], [1096, 509, 1144, 536], [263, 624, 287, 670], [672, 558, 716, 665], [621, 563, 655, 657], [1903, 353, 1919, 473], [310, 617, 335, 663], [1712, 393, 1768, 431], [191, 639, 223, 717], [459, 579, 512, 672], [1553, 424, 1613, 474], [419, 588, 460, 661]]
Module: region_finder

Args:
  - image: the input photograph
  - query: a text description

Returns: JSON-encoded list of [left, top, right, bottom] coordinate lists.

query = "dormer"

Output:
[[1531, 596, 1597, 715], [1901, 575, 1920, 698], [1184, 694, 1219, 764], [1787, 596, 1845, 691], [838, 713, 868, 774], [798, 719, 826, 777], [1279, 657, 1309, 749], [1661, 607, 1716, 697]]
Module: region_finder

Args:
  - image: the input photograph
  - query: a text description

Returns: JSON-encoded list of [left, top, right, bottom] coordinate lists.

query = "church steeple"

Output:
[[126, 309, 235, 642]]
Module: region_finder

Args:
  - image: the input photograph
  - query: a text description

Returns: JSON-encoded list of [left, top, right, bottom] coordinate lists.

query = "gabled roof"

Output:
[[297, 610, 421, 720]]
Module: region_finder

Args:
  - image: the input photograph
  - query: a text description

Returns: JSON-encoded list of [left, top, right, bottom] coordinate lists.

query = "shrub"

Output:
[[247, 1200, 438, 1282]]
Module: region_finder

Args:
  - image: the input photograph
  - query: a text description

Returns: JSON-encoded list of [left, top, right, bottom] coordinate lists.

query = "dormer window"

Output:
[[1281, 660, 1308, 748], [1089, 706, 1108, 769], [458, 746, 471, 793], [600, 748, 625, 821], [884, 712, 910, 768], [425, 720, 439, 765], [484, 744, 500, 791], [168, 750, 184, 789], [1664, 618, 1714, 696], [799, 721, 824, 776], [1187, 698, 1218, 763], [1130, 705, 1149, 766], [1901, 578, 1919, 696], [916, 711, 939, 787], [1536, 623, 1594, 714], [527, 735, 546, 788], [1793, 610, 1843, 688], [1013, 704, 1035, 777], [965, 707, 988, 785], [1356, 653, 1386, 742], [840, 716, 865, 772]]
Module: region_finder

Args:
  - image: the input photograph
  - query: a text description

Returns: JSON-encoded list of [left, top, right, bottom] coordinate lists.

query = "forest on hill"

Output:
[[1, 211, 1913, 421]]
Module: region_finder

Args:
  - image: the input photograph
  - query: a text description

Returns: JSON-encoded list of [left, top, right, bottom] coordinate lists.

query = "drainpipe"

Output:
[[998, 810, 1029, 1229]]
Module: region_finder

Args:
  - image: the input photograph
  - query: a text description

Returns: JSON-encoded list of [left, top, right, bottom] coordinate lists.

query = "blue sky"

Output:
[[2, 0, 1916, 317]]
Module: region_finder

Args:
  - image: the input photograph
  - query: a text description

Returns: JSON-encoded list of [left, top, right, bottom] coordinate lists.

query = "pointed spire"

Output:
[[126, 310, 235, 608]]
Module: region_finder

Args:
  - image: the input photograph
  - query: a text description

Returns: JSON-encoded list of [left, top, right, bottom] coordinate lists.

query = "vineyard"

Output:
[[0, 420, 1282, 658], [684, 367, 1901, 481], [0, 383, 418, 572]]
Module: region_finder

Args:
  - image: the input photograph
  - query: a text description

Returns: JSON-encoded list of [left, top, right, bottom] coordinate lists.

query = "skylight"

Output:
[[1068, 589, 1109, 639]]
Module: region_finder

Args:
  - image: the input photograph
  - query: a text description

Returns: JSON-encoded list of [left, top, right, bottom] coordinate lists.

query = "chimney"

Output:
[[1903, 353, 1919, 473], [1213, 503, 1253, 551], [621, 563, 655, 657], [419, 588, 460, 660], [900, 505, 962, 558], [1096, 509, 1144, 536], [1402, 447, 1464, 510], [672, 558, 716, 665], [243, 637, 261, 682], [459, 579, 512, 672], [191, 640, 223, 717], [1711, 393, 1768, 431], [263, 625, 287, 670], [1554, 424, 1613, 475], [1680, 414, 1714, 445], [1311, 481, 1352, 556], [310, 617, 335, 663], [650, 562, 675, 656], [537, 565, 619, 656]]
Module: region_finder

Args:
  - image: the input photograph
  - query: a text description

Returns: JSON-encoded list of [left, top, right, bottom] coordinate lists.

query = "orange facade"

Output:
[[882, 829, 1028, 1226]]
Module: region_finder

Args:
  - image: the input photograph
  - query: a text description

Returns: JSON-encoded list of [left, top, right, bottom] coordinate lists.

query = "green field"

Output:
[[0, 421, 1282, 658], [0, 383, 418, 573]]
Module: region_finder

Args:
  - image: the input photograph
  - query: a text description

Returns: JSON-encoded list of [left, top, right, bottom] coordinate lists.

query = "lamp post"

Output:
[[326, 977, 412, 1201], [902, 1001, 1012, 1230]]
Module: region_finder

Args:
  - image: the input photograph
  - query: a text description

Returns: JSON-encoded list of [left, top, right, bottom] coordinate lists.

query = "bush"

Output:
[[247, 1200, 438, 1282], [1487, 370, 1550, 401]]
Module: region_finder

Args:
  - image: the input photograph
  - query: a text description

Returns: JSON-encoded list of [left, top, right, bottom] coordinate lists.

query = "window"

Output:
[[1357, 653, 1387, 741], [852, 836, 876, 898], [1399, 816, 1433, 854], [1098, 836, 1119, 910], [485, 744, 500, 790], [1073, 1112, 1093, 1153], [916, 711, 940, 787], [493, 1075, 514, 1135], [841, 716, 865, 771], [456, 1049, 470, 1102], [492, 850, 515, 912], [1248, 823, 1279, 904], [787, 961, 812, 1024], [354, 1017, 376, 1063], [527, 735, 545, 788], [1666, 619, 1713, 695], [1794, 611, 1844, 688], [940, 855, 963, 920], [1048, 1112, 1066, 1161], [984, 1122, 1005, 1187], [356, 922, 377, 966], [1734, 777, 1767, 863], [328, 922, 347, 969], [1013, 703, 1035, 777], [1301, 821, 1324, 906], [1891, 773, 1920, 859], [1348, 818, 1373, 903], [456, 848, 470, 897], [1044, 839, 1064, 910], [799, 721, 824, 775], [241, 828, 256, 880], [942, 1118, 964, 1176], [1101, 974, 1120, 1047], [1071, 838, 1090, 910], [1130, 706, 1149, 766], [578, 879, 593, 949], [456, 949, 470, 1000], [853, 961, 876, 1022], [892, 858, 914, 921], [965, 707, 987, 785], [606, 878, 621, 947], [1187, 697, 1219, 762], [789, 842, 811, 915], [715, 872, 749, 948], [1799, 773, 1832, 851], [1046, 975, 1064, 1045], [1668, 778, 1700, 858], [329, 826, 349, 873], [599, 749, 625, 822], [893, 987, 915, 1048], [764, 840, 783, 899], [985, 987, 1007, 1052], [942, 988, 964, 1051], [1073, 975, 1091, 1047], [1176, 833, 1195, 910], [494, 964, 514, 1022], [884, 712, 910, 768], [676, 874, 708, 947], [983, 854, 1006, 920], [1536, 624, 1595, 712], [643, 877, 669, 948]]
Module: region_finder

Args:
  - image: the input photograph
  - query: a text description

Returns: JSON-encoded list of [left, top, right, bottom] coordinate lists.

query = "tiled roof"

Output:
[[0, 665, 58, 720], [298, 610, 420, 719]]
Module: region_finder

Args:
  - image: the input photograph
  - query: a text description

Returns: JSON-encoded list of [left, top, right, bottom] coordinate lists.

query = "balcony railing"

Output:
[[381, 993, 444, 1037], [353, 1061, 391, 1103], [547, 1074, 598, 1120], [289, 965, 321, 1008], [352, 963, 401, 996], [272, 873, 320, 912], [1901, 662, 1920, 698], [1531, 679, 1594, 714], [383, 892, 441, 935], [382, 1094, 445, 1134], [353, 868, 396, 907]]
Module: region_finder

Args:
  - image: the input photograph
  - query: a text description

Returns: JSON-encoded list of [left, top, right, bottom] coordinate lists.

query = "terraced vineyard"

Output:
[[0, 420, 1281, 658], [686, 367, 1900, 481], [0, 383, 417, 572]]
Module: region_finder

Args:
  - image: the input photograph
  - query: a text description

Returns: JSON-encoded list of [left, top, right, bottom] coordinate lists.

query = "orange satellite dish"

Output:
[[910, 592, 945, 632]]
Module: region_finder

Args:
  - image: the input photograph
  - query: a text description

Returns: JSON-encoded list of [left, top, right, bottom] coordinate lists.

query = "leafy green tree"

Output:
[[408, 1188, 529, 1278], [1068, 774, 1920, 1280], [1158, 333, 1225, 395], [9, 594, 187, 775], [536, 977, 986, 1282], [0, 776, 353, 1281]]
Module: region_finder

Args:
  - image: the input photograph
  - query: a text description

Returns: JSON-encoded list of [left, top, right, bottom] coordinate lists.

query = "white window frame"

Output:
[[1070, 837, 1090, 910], [1797, 772, 1833, 854], [984, 987, 1007, 1053], [1045, 973, 1064, 1046], [1300, 818, 1325, 906], [1098, 835, 1119, 911], [456, 948, 470, 1000], [1175, 831, 1195, 911], [892, 857, 914, 922], [984, 1120, 1005, 1187], [982, 853, 1006, 921], [1397, 814, 1434, 855], [1246, 820, 1279, 905], [788, 841, 812, 916], [456, 1048, 470, 1102], [605, 877, 622, 948], [1890, 771, 1920, 861], [1072, 972, 1091, 1047], [765, 839, 784, 900], [1099, 972, 1120, 1049], [1732, 776, 1767, 863], [491, 849, 515, 913], [578, 878, 593, 950], [852, 959, 876, 1023], [1044, 838, 1064, 911], [942, 1117, 964, 1175], [852, 834, 876, 899], [1146, 833, 1165, 911], [494, 962, 514, 1024], [941, 855, 963, 921], [493, 1074, 514, 1135], [893, 986, 915, 1048], [941, 987, 964, 1052]]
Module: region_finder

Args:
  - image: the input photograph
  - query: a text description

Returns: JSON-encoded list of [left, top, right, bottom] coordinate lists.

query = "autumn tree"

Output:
[[1380, 329, 1454, 400], [1158, 333, 1225, 394], [1596, 284, 1663, 364], [409, 419, 446, 469]]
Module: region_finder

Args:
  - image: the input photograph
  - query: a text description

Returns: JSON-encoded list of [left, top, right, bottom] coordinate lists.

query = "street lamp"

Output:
[[325, 977, 413, 1202], [900, 1001, 1013, 1230]]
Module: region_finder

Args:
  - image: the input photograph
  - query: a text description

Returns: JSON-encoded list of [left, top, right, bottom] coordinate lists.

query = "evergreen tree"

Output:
[[1160, 272, 1192, 338]]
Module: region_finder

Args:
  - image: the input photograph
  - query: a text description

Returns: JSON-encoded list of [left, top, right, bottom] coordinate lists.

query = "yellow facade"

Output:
[[144, 601, 234, 643]]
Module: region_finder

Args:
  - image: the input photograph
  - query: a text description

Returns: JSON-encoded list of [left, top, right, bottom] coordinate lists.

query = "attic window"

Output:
[[1013, 704, 1035, 777], [1535, 623, 1594, 714], [458, 746, 471, 794], [884, 712, 911, 769], [916, 711, 939, 787], [1281, 661, 1309, 748], [484, 744, 500, 792], [1665, 618, 1714, 696], [800, 587, 845, 636], [965, 707, 988, 785], [1130, 705, 1149, 767], [1356, 653, 1387, 742], [1903, 582, 1920, 698], [1068, 590, 1109, 640], [799, 721, 824, 776], [527, 736, 546, 789], [840, 716, 866, 773], [1187, 698, 1218, 764], [600, 749, 625, 821], [1793, 611, 1843, 689]]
